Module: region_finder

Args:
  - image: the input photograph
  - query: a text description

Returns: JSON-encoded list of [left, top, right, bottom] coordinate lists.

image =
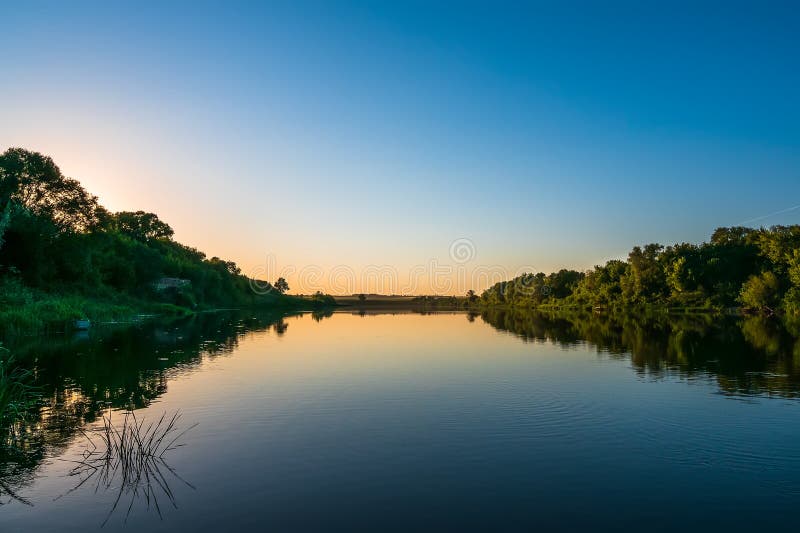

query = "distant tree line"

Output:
[[480, 226, 800, 314], [0, 148, 288, 309]]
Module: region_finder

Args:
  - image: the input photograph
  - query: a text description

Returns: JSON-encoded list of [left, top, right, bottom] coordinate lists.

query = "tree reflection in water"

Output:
[[479, 308, 800, 397], [0, 310, 293, 514], [2, 308, 800, 513]]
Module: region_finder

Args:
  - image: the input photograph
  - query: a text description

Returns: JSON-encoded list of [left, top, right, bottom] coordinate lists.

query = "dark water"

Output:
[[2, 309, 800, 531]]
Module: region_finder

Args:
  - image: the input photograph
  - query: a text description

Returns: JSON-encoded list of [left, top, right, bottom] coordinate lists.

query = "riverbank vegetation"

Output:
[[479, 225, 800, 315], [0, 148, 323, 333], [0, 347, 39, 448]]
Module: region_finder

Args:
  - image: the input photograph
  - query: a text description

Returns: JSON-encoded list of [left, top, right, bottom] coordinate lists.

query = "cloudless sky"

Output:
[[2, 1, 799, 293]]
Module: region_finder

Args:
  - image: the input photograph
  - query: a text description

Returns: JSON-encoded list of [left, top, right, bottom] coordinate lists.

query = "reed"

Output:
[[62, 410, 196, 526], [0, 348, 39, 443]]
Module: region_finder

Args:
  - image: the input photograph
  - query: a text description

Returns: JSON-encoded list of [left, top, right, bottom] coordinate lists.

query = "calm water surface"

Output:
[[2, 310, 800, 531]]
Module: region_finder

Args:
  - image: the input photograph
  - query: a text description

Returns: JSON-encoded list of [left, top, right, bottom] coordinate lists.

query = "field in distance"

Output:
[[329, 294, 467, 308]]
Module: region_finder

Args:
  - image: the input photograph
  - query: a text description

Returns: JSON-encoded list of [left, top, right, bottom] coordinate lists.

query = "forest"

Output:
[[480, 225, 800, 314], [0, 148, 318, 332]]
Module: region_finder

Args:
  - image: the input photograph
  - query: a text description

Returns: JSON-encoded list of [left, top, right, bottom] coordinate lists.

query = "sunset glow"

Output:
[[3, 3, 799, 294]]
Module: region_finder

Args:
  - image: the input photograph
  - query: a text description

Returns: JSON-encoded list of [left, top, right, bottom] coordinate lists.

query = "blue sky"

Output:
[[2, 1, 799, 292]]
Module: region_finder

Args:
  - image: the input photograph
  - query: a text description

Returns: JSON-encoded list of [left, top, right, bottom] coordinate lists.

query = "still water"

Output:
[[2, 309, 800, 531]]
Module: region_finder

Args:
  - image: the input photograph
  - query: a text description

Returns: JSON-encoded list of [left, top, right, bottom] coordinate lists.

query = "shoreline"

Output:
[[0, 293, 336, 338]]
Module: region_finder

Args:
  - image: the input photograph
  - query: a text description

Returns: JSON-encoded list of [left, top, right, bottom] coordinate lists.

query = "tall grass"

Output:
[[0, 346, 40, 506], [0, 347, 39, 444], [0, 296, 135, 335], [0, 296, 193, 336]]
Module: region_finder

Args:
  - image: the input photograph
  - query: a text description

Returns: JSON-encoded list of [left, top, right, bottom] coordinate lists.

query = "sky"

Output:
[[2, 1, 799, 294]]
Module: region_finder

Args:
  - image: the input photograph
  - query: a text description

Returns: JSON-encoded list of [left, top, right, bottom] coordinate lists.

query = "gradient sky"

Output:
[[2, 1, 799, 293]]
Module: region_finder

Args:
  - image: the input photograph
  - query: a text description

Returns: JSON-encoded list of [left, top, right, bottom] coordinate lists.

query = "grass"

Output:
[[0, 280, 327, 336], [0, 297, 129, 332], [0, 346, 40, 506], [61, 410, 196, 525], [0, 347, 40, 445], [0, 294, 196, 336]]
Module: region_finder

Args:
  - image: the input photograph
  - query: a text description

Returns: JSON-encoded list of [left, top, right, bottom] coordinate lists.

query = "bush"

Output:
[[0, 275, 33, 306], [739, 272, 781, 310]]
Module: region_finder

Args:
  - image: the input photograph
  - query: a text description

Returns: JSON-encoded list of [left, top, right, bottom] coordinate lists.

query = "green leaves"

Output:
[[111, 211, 175, 242], [480, 225, 800, 314], [0, 148, 101, 233], [739, 272, 781, 310]]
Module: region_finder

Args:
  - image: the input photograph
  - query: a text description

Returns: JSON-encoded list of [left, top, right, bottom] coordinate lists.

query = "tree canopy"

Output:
[[0, 148, 101, 233], [111, 211, 175, 242]]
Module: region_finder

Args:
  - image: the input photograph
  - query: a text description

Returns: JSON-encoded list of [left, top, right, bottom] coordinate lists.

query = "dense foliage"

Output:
[[0, 148, 295, 318], [481, 226, 800, 313]]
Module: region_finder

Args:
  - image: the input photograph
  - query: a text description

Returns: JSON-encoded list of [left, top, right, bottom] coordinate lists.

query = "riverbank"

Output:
[[0, 291, 332, 337], [331, 295, 736, 315], [512, 302, 726, 314], [0, 293, 188, 336]]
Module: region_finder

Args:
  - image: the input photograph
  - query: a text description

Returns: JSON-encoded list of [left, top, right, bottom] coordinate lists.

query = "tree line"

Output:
[[0, 148, 293, 313], [479, 225, 800, 314]]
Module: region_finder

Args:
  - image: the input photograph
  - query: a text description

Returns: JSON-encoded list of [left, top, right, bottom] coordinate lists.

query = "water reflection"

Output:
[[2, 307, 800, 523], [0, 475, 32, 506], [479, 308, 800, 398], [58, 411, 195, 527], [0, 310, 293, 511]]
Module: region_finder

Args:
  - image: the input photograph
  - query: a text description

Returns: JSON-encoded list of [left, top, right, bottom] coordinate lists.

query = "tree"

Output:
[[209, 256, 241, 275], [112, 211, 174, 242], [311, 290, 335, 305], [358, 293, 367, 303], [274, 277, 289, 294], [0, 147, 101, 233], [547, 269, 584, 299], [789, 249, 800, 288], [621, 244, 666, 303], [710, 226, 755, 246], [0, 201, 15, 251], [466, 289, 477, 302], [784, 250, 800, 313], [739, 272, 780, 311]]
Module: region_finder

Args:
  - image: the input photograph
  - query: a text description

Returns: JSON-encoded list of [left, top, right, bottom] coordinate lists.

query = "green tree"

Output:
[[209, 256, 241, 275], [0, 148, 101, 232], [781, 250, 800, 313], [274, 277, 289, 294], [621, 244, 666, 303], [739, 271, 780, 311], [112, 211, 174, 242], [0, 201, 15, 251]]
